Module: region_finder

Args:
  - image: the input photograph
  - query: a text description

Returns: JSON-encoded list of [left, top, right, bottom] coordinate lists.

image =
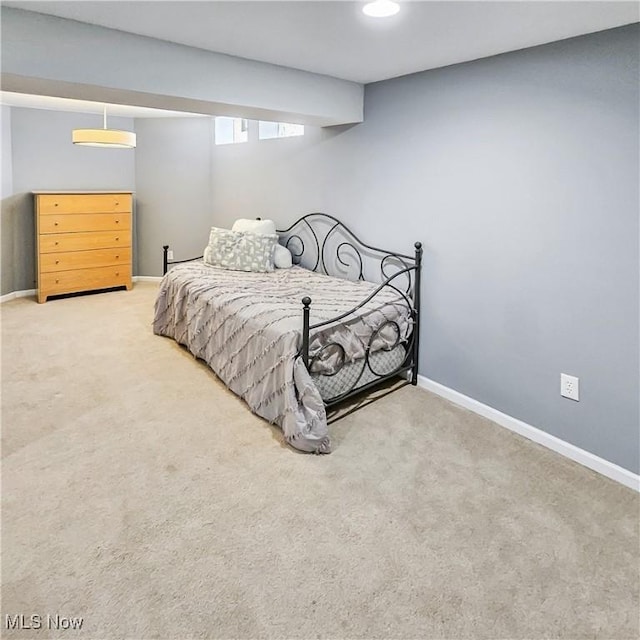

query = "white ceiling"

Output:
[[5, 1, 639, 84]]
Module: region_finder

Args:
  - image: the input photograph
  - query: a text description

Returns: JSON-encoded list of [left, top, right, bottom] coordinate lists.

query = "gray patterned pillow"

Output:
[[205, 227, 277, 272]]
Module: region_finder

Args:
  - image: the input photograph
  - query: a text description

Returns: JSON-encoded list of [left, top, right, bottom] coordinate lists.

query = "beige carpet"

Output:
[[2, 283, 638, 640]]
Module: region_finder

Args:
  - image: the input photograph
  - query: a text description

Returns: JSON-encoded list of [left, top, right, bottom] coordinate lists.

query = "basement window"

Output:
[[215, 117, 248, 145], [258, 121, 305, 140]]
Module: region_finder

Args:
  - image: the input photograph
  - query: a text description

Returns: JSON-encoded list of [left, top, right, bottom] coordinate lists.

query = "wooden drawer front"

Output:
[[40, 247, 132, 273], [40, 212, 130, 234], [38, 194, 132, 214], [39, 231, 130, 253], [40, 265, 132, 296]]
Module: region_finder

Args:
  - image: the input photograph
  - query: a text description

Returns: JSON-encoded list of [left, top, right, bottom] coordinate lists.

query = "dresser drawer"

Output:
[[39, 212, 130, 234], [39, 230, 130, 253], [40, 265, 132, 296], [40, 247, 132, 273], [38, 193, 132, 214]]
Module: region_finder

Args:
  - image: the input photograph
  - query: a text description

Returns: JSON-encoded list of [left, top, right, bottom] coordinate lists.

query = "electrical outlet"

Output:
[[561, 373, 579, 401], [167, 250, 174, 260]]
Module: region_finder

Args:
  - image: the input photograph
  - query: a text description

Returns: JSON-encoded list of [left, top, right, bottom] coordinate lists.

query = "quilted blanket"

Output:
[[153, 262, 411, 453]]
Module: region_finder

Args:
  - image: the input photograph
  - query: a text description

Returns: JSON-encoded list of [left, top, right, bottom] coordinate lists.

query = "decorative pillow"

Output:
[[206, 227, 277, 272], [230, 218, 292, 269], [274, 244, 293, 269], [232, 218, 277, 236]]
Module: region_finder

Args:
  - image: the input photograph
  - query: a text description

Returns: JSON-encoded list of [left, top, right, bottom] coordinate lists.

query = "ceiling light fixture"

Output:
[[362, 0, 400, 18], [72, 106, 136, 148]]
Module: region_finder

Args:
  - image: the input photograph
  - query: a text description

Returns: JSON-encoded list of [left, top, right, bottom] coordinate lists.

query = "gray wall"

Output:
[[361, 25, 638, 475], [1, 105, 14, 295], [1, 106, 11, 198], [133, 118, 357, 274], [209, 120, 359, 229], [1, 108, 136, 294], [134, 117, 213, 277], [181, 25, 638, 472]]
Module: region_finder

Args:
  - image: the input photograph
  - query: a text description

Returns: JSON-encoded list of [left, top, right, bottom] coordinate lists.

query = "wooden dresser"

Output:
[[35, 191, 133, 303]]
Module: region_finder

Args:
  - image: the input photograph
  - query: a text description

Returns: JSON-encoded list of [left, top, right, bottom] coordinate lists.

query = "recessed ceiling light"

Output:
[[363, 0, 400, 18]]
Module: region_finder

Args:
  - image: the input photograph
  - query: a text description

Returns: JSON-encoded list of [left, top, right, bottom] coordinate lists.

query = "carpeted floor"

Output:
[[2, 283, 638, 640]]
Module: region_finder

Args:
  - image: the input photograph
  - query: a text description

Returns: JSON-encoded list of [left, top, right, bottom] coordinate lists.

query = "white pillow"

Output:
[[232, 218, 276, 236], [231, 218, 291, 268], [273, 244, 293, 269]]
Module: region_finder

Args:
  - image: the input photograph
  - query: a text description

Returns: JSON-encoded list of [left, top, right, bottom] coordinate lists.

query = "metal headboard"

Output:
[[276, 212, 418, 284]]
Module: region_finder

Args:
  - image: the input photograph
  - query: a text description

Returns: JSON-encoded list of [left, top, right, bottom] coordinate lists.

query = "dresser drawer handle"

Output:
[[115, 220, 120, 224], [115, 237, 119, 241], [116, 272, 119, 276], [54, 222, 58, 226], [55, 241, 59, 246], [55, 279, 59, 284], [115, 202, 119, 206], [115, 255, 119, 259], [55, 260, 59, 264], [54, 203, 58, 207]]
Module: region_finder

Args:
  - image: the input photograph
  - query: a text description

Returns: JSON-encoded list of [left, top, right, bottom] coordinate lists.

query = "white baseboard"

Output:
[[0, 289, 36, 303], [416, 375, 639, 492], [1, 280, 160, 302]]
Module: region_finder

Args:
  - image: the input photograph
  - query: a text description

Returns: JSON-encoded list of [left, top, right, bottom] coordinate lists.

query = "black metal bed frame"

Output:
[[162, 213, 422, 408]]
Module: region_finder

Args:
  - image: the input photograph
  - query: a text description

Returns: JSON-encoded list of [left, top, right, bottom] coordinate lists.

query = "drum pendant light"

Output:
[[72, 106, 136, 148]]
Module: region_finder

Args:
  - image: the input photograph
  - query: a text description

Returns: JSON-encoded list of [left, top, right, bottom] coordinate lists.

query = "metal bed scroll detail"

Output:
[[276, 213, 422, 404]]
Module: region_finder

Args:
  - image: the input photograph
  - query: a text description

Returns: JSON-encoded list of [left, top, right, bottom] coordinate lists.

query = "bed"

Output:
[[153, 213, 422, 453]]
